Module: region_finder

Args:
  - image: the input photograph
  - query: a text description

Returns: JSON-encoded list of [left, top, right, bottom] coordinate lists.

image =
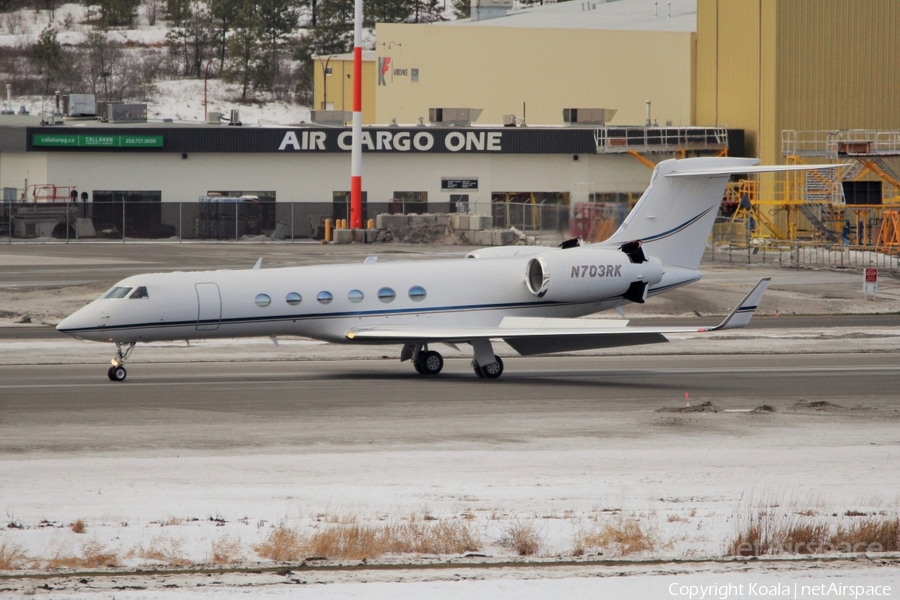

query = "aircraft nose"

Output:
[[56, 306, 99, 338]]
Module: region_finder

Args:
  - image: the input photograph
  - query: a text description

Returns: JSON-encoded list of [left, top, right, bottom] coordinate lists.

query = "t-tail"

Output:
[[603, 157, 842, 271]]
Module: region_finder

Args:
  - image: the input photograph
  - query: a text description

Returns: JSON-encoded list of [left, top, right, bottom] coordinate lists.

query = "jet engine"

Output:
[[525, 246, 663, 304]]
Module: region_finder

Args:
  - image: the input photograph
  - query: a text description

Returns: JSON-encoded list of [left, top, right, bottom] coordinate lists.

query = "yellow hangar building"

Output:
[[319, 0, 900, 166]]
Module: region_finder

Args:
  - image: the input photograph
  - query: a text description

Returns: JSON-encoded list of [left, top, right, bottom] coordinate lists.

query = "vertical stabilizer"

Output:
[[604, 157, 759, 269]]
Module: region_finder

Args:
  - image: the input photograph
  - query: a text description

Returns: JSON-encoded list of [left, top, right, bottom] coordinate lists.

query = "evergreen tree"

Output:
[[209, 0, 243, 72], [166, 0, 213, 77], [31, 27, 67, 93], [255, 0, 299, 89], [224, 0, 262, 99], [82, 0, 141, 27], [451, 0, 468, 19]]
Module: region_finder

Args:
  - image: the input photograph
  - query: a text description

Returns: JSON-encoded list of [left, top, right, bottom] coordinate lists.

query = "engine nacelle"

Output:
[[525, 247, 663, 303]]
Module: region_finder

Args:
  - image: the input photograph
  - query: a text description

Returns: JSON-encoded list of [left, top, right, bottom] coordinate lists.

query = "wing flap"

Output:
[[504, 332, 667, 356]]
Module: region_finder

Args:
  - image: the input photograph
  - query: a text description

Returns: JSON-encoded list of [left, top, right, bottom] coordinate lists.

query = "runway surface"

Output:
[[3, 353, 899, 455]]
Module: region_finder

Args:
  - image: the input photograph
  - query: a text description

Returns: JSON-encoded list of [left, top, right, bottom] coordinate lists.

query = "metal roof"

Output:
[[443, 0, 696, 31]]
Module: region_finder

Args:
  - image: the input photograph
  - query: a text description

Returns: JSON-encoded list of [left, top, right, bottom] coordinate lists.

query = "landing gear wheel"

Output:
[[414, 360, 425, 374], [472, 359, 485, 378], [108, 365, 127, 381], [420, 351, 444, 375], [481, 356, 504, 379]]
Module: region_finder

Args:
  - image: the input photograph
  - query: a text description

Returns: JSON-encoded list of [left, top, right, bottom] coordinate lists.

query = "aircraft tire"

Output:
[[108, 366, 127, 381], [421, 351, 443, 375], [414, 359, 425, 374], [481, 356, 504, 379], [472, 360, 485, 378]]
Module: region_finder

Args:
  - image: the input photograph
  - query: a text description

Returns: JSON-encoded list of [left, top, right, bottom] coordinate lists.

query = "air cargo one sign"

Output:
[[33, 134, 163, 148], [278, 129, 503, 153]]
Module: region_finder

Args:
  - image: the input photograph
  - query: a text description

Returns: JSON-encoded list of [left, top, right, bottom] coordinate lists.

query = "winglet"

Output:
[[252, 258, 262, 270], [702, 278, 771, 332]]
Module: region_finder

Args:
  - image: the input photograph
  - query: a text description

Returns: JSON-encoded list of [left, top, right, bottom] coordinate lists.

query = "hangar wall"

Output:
[[696, 0, 900, 164], [0, 152, 47, 193], [36, 151, 649, 211], [312, 52, 377, 123], [374, 24, 695, 127]]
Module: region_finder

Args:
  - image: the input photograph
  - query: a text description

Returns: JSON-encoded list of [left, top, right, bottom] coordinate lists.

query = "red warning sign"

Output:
[[865, 268, 878, 283]]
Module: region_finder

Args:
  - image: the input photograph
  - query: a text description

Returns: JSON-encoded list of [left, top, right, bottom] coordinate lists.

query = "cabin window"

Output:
[[286, 292, 302, 306], [408, 286, 426, 302], [255, 294, 271, 307], [377, 287, 396, 303], [103, 287, 133, 299], [348, 290, 364, 303], [317, 291, 333, 305], [129, 286, 149, 299]]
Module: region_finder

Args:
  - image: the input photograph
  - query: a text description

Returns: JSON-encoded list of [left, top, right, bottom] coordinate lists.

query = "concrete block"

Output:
[[408, 214, 436, 226], [333, 228, 353, 244], [453, 214, 470, 230], [381, 214, 409, 229], [477, 230, 493, 246], [364, 229, 379, 243], [471, 214, 493, 230], [75, 218, 97, 238], [351, 228, 365, 243], [375, 214, 388, 229], [499, 230, 517, 246]]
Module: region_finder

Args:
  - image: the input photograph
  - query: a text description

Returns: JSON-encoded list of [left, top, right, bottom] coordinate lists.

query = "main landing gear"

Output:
[[400, 340, 506, 379], [107, 342, 135, 382], [472, 356, 504, 379]]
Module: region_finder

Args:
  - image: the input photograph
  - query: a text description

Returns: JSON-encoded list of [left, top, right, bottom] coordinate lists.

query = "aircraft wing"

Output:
[[345, 278, 770, 355]]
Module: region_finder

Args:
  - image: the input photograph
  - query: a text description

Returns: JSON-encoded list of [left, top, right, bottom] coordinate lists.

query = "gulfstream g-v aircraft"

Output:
[[57, 157, 836, 381]]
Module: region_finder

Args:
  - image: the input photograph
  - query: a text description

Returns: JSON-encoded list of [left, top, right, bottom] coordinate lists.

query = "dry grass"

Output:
[[498, 521, 541, 556], [308, 521, 481, 560], [45, 540, 119, 569], [727, 505, 900, 556], [574, 518, 657, 557], [210, 534, 244, 564], [667, 514, 688, 523], [254, 520, 481, 561], [254, 525, 306, 562], [70, 519, 85, 534], [0, 538, 29, 570], [831, 518, 900, 553], [128, 534, 192, 567]]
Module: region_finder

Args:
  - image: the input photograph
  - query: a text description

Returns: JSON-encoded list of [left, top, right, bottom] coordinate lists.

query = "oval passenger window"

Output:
[[286, 292, 302, 305], [408, 286, 426, 302], [255, 294, 271, 307]]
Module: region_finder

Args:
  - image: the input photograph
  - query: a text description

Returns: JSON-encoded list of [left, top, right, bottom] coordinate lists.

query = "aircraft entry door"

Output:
[[195, 283, 222, 331]]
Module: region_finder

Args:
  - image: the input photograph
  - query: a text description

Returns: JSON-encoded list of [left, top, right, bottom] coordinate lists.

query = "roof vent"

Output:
[[311, 110, 351, 124], [429, 108, 482, 126], [562, 108, 617, 126]]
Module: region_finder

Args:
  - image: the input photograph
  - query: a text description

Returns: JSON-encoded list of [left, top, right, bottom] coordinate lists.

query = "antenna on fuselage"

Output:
[[252, 258, 262, 270]]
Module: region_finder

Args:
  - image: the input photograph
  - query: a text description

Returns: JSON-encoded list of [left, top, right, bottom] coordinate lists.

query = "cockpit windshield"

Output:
[[129, 286, 149, 299], [103, 287, 133, 299]]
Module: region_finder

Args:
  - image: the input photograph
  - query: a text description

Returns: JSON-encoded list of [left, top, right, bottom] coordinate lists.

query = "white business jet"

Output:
[[57, 157, 837, 381]]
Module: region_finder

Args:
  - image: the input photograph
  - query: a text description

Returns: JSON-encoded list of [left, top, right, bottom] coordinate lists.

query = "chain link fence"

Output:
[[0, 200, 573, 243], [707, 225, 900, 274]]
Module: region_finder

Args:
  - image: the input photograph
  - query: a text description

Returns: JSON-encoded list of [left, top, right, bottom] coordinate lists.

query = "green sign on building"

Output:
[[33, 134, 164, 148]]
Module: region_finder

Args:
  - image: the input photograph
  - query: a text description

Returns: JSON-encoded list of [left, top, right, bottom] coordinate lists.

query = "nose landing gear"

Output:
[[107, 342, 135, 382]]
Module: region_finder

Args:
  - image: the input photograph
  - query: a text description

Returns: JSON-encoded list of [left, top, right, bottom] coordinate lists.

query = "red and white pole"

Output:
[[349, 0, 363, 229]]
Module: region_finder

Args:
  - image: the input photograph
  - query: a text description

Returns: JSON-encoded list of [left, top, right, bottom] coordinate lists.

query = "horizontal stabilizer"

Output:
[[666, 164, 843, 178]]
